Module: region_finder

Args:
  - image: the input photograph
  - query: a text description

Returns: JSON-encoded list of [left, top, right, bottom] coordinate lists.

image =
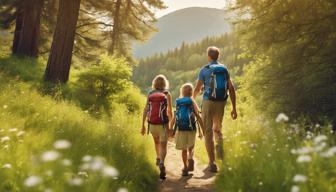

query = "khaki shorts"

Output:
[[175, 130, 196, 150], [149, 124, 168, 142]]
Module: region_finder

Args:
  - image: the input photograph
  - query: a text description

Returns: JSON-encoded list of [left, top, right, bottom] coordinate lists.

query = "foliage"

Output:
[[74, 55, 132, 115], [0, 73, 158, 192], [230, 0, 336, 122]]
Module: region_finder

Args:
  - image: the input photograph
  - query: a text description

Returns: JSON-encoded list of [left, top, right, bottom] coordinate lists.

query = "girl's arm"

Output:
[[192, 101, 204, 138], [166, 92, 173, 124], [169, 114, 176, 136], [141, 100, 149, 135]]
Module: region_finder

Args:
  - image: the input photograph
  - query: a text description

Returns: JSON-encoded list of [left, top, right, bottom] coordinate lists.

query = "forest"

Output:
[[0, 0, 336, 192]]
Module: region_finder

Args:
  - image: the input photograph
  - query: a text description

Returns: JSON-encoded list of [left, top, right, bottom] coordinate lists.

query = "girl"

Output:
[[170, 83, 204, 176], [141, 74, 173, 180]]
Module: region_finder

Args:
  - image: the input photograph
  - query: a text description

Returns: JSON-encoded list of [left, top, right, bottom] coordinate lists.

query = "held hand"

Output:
[[141, 125, 146, 135], [231, 109, 238, 120]]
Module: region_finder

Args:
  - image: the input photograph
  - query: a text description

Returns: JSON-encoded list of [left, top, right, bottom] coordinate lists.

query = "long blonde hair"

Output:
[[180, 83, 193, 98], [152, 74, 169, 91]]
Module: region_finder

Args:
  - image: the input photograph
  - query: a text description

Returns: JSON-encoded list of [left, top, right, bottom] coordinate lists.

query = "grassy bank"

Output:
[[0, 55, 158, 192]]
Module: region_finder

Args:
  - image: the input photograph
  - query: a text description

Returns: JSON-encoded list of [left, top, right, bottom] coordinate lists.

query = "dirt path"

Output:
[[160, 141, 216, 192]]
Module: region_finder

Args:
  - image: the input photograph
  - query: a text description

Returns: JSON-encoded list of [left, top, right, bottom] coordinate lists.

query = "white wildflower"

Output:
[[293, 174, 307, 183], [314, 142, 326, 152], [102, 166, 119, 178], [297, 155, 312, 163], [62, 159, 72, 166], [82, 155, 92, 162], [17, 131, 25, 137], [1, 136, 10, 143], [24, 175, 42, 187], [313, 135, 327, 145], [53, 140, 71, 150], [2, 163, 12, 169], [292, 146, 313, 155], [291, 185, 300, 192], [78, 171, 89, 178], [68, 177, 83, 186], [117, 188, 128, 192], [320, 146, 336, 158], [9, 128, 18, 132], [90, 157, 105, 171], [275, 113, 289, 123], [41, 150, 60, 162], [259, 182, 263, 186]]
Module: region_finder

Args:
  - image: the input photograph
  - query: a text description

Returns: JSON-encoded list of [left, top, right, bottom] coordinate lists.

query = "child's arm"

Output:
[[141, 100, 149, 135], [192, 101, 204, 139], [169, 114, 176, 137], [166, 92, 173, 121]]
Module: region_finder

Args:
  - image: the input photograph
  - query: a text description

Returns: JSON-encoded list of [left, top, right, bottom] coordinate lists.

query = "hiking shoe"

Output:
[[182, 168, 189, 177], [207, 163, 218, 173], [187, 159, 194, 171], [159, 163, 166, 180], [156, 158, 160, 166]]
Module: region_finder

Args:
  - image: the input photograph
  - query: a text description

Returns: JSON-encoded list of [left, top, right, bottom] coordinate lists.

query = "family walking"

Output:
[[141, 46, 237, 180]]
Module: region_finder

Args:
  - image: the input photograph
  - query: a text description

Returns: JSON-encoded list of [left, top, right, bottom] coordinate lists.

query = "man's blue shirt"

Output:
[[197, 61, 230, 100]]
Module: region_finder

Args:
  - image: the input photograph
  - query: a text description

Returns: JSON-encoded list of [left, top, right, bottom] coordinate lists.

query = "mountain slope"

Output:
[[134, 7, 231, 58]]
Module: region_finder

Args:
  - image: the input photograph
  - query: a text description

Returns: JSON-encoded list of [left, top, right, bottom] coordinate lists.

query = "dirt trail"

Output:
[[160, 141, 216, 192]]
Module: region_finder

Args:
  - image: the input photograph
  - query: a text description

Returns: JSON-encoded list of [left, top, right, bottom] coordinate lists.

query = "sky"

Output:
[[155, 0, 229, 17]]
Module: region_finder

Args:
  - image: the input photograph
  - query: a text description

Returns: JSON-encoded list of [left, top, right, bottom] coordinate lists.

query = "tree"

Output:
[[44, 0, 81, 83]]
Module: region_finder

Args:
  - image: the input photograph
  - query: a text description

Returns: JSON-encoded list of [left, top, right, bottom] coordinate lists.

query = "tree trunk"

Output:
[[44, 0, 81, 83], [109, 0, 121, 55], [15, 0, 43, 57], [12, 5, 23, 54]]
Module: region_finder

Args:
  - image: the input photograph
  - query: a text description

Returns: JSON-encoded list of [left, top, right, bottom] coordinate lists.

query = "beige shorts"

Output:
[[175, 130, 196, 150], [149, 124, 168, 142]]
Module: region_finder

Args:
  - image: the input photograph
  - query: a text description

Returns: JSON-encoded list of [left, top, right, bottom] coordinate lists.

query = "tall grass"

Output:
[[0, 57, 158, 191]]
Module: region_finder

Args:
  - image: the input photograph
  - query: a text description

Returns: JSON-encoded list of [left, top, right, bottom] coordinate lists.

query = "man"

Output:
[[193, 46, 237, 172]]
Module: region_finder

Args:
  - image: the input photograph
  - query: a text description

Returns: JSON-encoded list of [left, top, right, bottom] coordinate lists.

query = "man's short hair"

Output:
[[207, 46, 220, 61]]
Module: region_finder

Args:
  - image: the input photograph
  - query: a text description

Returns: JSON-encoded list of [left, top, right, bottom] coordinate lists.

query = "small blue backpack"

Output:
[[206, 64, 229, 101], [175, 97, 196, 131]]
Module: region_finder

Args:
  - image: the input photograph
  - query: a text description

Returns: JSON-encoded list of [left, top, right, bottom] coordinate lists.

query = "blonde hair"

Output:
[[152, 74, 169, 90], [180, 83, 193, 98]]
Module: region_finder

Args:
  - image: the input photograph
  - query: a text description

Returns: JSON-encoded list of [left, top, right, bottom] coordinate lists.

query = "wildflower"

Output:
[[314, 142, 326, 152], [313, 135, 327, 145], [90, 157, 105, 171], [17, 131, 25, 137], [3, 105, 8, 109], [78, 171, 89, 178], [102, 166, 119, 178], [9, 128, 18, 132], [320, 146, 336, 158], [297, 155, 311, 163], [293, 174, 307, 183], [53, 140, 71, 150], [259, 182, 263, 186], [41, 151, 60, 162], [2, 163, 12, 169], [62, 159, 72, 166], [82, 155, 92, 162], [117, 188, 128, 192], [292, 147, 313, 155], [24, 175, 42, 187], [68, 177, 83, 186], [291, 185, 300, 192], [1, 136, 10, 143], [275, 113, 289, 123]]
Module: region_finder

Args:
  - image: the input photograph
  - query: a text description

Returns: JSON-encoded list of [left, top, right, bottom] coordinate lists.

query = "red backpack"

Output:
[[147, 90, 169, 125]]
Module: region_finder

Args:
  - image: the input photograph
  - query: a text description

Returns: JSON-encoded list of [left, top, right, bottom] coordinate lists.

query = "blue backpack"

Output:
[[175, 97, 196, 131], [206, 64, 229, 101]]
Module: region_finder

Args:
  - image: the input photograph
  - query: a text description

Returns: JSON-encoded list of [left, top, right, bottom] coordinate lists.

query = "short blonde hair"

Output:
[[180, 83, 193, 98], [152, 74, 169, 90]]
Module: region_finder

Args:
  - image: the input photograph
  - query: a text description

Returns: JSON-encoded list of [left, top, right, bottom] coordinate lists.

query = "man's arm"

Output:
[[193, 80, 203, 98], [228, 79, 237, 120]]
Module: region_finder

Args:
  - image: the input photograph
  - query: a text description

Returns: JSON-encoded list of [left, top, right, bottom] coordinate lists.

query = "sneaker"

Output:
[[187, 159, 194, 171], [207, 163, 218, 173], [182, 168, 189, 177], [156, 158, 160, 166], [159, 163, 166, 180]]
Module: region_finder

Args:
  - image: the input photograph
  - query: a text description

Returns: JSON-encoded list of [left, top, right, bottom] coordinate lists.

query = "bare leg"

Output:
[[159, 141, 167, 164], [188, 145, 194, 160], [153, 136, 160, 159], [182, 150, 188, 169]]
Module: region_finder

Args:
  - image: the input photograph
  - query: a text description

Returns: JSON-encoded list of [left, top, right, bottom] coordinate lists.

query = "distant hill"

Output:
[[134, 7, 231, 58]]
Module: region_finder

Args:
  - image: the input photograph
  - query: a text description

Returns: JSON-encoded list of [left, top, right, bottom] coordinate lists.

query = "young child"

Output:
[[141, 74, 173, 180], [170, 83, 204, 176]]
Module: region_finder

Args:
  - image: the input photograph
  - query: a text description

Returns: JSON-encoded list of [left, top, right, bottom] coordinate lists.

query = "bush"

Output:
[[75, 55, 132, 115]]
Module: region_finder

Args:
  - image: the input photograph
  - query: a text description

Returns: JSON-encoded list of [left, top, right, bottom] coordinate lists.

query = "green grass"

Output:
[[214, 107, 336, 192], [0, 56, 158, 191]]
